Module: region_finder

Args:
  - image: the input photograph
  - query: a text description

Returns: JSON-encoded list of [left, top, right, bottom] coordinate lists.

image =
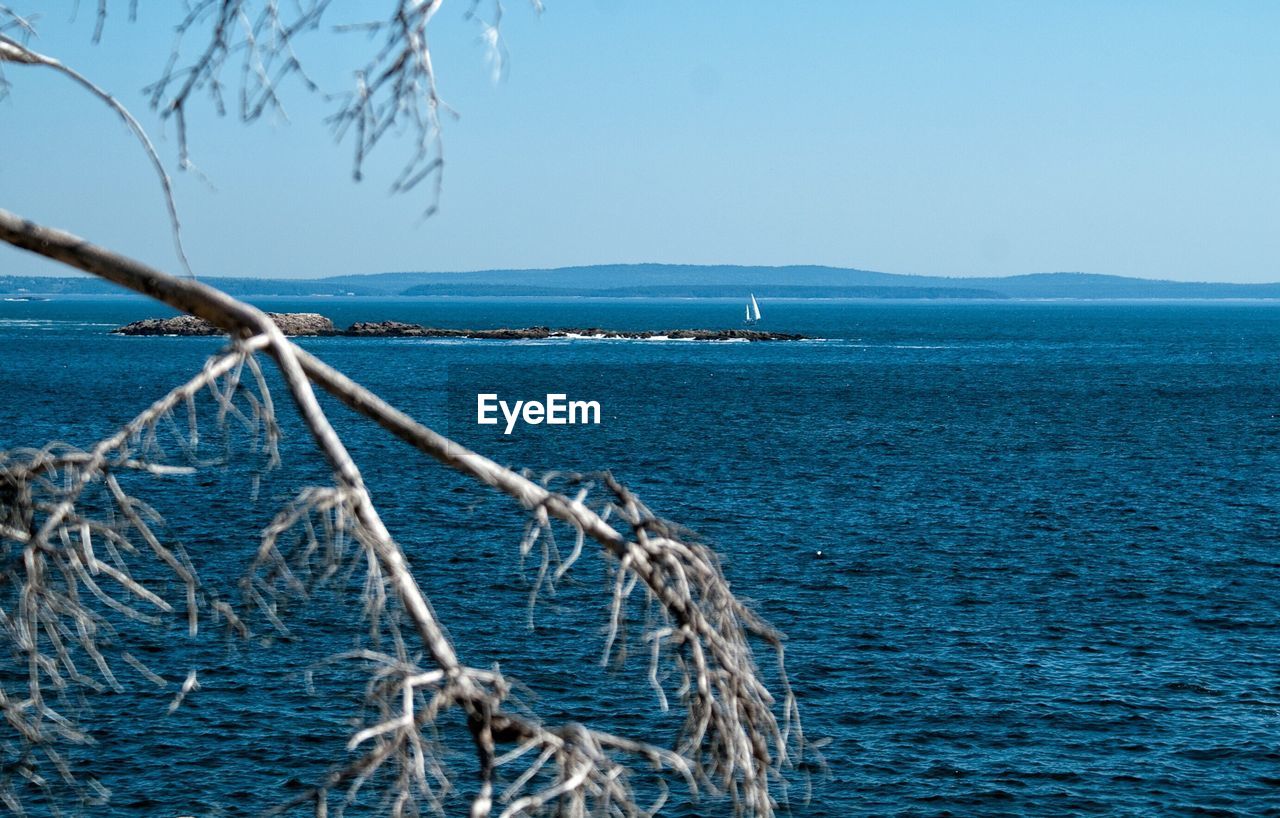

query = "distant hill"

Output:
[[3, 265, 1279, 299], [0, 275, 384, 297], [394, 283, 1006, 299]]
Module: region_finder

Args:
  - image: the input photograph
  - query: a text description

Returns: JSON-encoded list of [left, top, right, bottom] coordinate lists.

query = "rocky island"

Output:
[[113, 314, 805, 341], [113, 313, 336, 336]]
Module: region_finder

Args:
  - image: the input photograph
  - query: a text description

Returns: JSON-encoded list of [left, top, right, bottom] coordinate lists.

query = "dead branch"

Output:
[[3, 0, 529, 223], [0, 29, 193, 275], [0, 335, 271, 809], [0, 207, 800, 816], [134, 0, 520, 214]]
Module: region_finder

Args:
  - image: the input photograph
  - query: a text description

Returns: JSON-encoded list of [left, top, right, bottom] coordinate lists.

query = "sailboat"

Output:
[[744, 293, 762, 324]]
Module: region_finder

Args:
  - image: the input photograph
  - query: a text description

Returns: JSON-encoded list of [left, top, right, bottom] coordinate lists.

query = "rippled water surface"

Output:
[[3, 297, 1280, 816]]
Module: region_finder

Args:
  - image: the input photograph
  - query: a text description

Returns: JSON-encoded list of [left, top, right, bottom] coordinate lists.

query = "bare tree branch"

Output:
[[0, 5, 803, 815], [3, 0, 529, 221], [0, 31, 194, 276], [136, 0, 523, 215], [0, 208, 802, 816]]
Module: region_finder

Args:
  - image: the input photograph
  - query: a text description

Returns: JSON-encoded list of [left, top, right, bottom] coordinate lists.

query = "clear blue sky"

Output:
[[1, 1, 1277, 281]]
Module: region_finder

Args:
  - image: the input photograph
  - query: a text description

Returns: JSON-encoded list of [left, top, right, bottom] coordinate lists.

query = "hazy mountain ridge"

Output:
[[4, 265, 1279, 299]]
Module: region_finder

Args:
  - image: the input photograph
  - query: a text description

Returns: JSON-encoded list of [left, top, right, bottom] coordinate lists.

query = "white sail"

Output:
[[745, 303, 751, 322], [750, 293, 762, 321]]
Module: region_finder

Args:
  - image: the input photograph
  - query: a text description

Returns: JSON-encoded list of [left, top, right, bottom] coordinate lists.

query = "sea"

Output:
[[3, 297, 1280, 817]]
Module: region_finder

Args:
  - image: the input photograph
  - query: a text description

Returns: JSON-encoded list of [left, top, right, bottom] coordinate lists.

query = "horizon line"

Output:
[[3, 265, 1279, 287]]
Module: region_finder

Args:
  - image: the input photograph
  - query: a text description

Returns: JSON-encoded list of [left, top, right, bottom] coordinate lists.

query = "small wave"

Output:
[[387, 338, 471, 346], [843, 342, 959, 350], [387, 334, 767, 344]]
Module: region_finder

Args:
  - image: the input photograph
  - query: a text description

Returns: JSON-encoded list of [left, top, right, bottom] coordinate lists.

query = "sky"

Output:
[[1, 1, 1278, 281]]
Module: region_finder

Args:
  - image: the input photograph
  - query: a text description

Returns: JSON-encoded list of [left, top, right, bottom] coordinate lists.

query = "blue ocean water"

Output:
[[3, 297, 1280, 816]]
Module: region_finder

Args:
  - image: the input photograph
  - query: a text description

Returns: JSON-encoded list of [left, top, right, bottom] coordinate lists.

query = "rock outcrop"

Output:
[[341, 323, 803, 341], [116, 316, 803, 341], [114, 313, 335, 336], [269, 313, 336, 336]]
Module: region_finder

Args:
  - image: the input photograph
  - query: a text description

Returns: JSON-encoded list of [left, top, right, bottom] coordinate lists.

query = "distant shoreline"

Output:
[[111, 314, 807, 341], [6, 265, 1280, 300]]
